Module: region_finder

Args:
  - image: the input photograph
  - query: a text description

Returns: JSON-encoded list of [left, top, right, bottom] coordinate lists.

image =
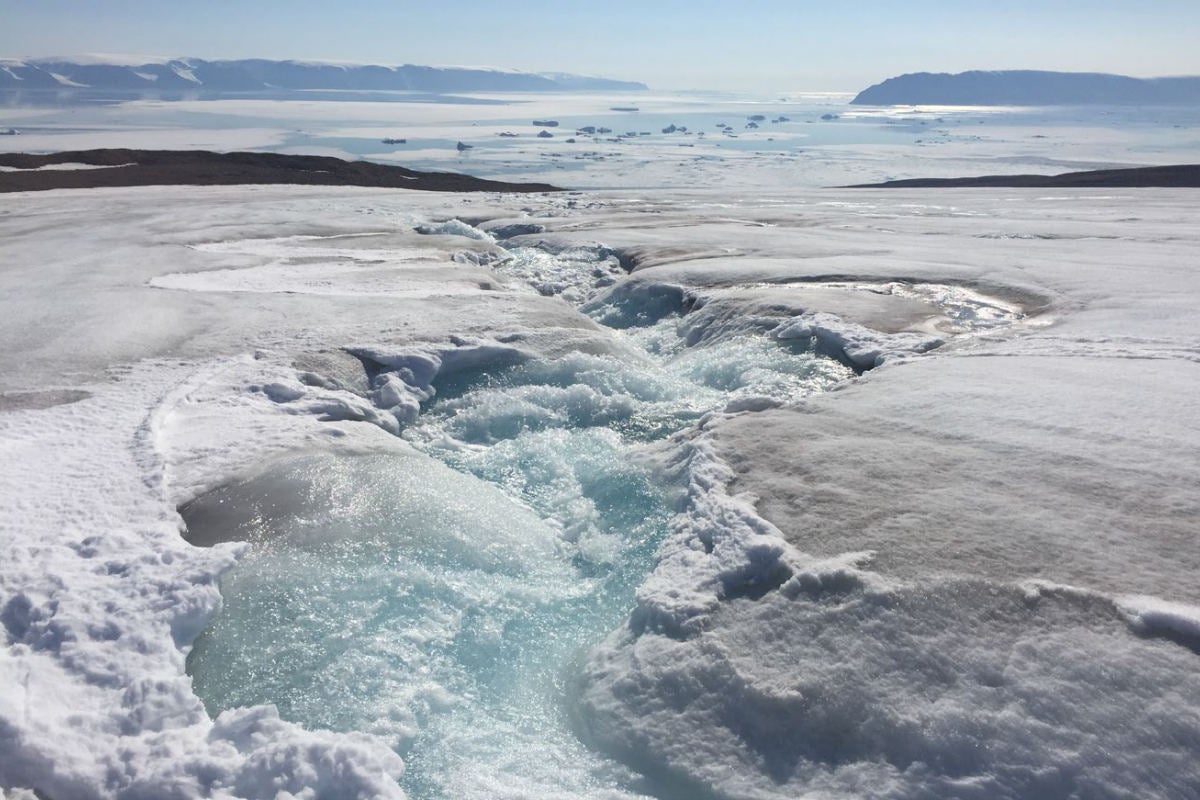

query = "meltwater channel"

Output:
[[185, 231, 855, 798]]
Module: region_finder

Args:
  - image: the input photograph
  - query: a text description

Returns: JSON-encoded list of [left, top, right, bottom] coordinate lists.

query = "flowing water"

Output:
[[186, 236, 855, 798]]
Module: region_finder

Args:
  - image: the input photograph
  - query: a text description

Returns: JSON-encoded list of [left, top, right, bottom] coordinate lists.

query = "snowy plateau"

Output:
[[1, 95, 1199, 800]]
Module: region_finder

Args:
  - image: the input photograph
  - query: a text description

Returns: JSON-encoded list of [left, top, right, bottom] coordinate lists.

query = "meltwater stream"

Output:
[[185, 237, 854, 798]]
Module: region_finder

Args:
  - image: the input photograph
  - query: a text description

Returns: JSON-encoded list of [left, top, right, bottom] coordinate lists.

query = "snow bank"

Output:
[[624, 435, 881, 639], [349, 338, 532, 426], [413, 218, 496, 241], [0, 362, 405, 799], [571, 187, 1200, 798], [773, 310, 944, 368], [580, 570, 1200, 799], [1116, 595, 1200, 647], [580, 410, 1200, 799]]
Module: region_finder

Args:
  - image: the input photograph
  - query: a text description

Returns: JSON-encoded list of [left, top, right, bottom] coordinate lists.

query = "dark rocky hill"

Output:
[[0, 149, 562, 193]]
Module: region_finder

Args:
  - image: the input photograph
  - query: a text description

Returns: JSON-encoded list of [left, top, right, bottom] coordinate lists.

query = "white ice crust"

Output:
[[0, 187, 601, 798], [571, 190, 1200, 798], [773, 311, 944, 368], [0, 360, 406, 799], [2, 170, 1200, 800]]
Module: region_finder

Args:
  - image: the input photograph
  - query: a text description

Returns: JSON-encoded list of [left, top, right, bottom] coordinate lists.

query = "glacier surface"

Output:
[[1, 109, 1200, 799]]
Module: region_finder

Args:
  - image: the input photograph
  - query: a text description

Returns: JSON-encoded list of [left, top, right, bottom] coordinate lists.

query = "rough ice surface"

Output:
[[773, 310, 944, 369], [183, 236, 853, 797], [3, 99, 1200, 800], [0, 360, 406, 800], [573, 194, 1200, 799]]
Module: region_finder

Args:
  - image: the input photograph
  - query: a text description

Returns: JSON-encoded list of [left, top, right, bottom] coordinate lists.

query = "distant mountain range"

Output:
[[0, 56, 647, 93], [852, 70, 1200, 106]]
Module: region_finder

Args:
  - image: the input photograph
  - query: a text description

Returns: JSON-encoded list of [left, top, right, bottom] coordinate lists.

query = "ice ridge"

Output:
[[773, 311, 945, 370]]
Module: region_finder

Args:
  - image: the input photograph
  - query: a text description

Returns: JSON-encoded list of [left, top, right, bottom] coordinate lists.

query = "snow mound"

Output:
[[581, 569, 1200, 799], [0, 360, 408, 799], [774, 311, 944, 369], [1116, 594, 1200, 646], [413, 219, 495, 242], [350, 338, 531, 426]]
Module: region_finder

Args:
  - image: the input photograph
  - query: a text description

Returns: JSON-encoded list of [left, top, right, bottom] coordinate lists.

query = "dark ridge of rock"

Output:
[[851, 70, 1200, 106], [0, 149, 562, 193], [844, 164, 1200, 189]]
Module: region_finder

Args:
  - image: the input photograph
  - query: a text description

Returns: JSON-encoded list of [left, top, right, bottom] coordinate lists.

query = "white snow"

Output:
[[170, 64, 201, 84], [2, 93, 1200, 799], [31, 54, 174, 67], [0, 185, 628, 798], [0, 162, 135, 172], [1116, 594, 1200, 644], [0, 358, 406, 799], [150, 233, 509, 298], [773, 311, 944, 368], [573, 189, 1200, 799], [46, 72, 88, 87]]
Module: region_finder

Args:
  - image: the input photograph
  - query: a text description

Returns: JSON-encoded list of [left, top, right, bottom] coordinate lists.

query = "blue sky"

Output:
[[2, 0, 1197, 91]]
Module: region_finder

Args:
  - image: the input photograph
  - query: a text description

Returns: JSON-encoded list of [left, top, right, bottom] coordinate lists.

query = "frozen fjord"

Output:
[[0, 183, 1198, 799], [8, 90, 1200, 192]]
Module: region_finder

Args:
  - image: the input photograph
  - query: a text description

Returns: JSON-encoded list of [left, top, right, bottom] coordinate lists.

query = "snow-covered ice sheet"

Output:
[[0, 186, 617, 798], [570, 190, 1200, 799], [1, 174, 1199, 800]]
